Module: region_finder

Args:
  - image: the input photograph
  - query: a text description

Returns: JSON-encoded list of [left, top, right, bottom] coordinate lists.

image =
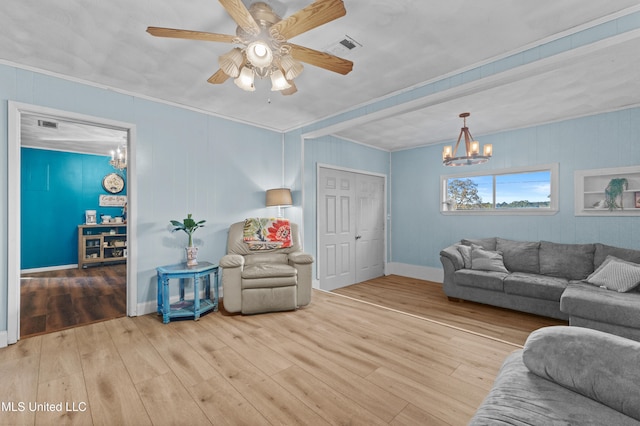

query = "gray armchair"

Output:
[[219, 221, 313, 314]]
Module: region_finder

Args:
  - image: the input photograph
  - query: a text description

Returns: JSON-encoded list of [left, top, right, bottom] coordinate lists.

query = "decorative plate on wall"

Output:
[[102, 172, 125, 194]]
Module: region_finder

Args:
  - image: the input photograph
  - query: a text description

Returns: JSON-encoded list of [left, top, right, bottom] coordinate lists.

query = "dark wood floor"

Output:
[[332, 274, 567, 346], [20, 263, 126, 339]]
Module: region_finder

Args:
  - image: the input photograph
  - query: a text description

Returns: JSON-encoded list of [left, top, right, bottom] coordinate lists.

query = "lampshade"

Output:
[[246, 41, 273, 69], [280, 54, 304, 80], [265, 188, 292, 207], [234, 66, 255, 91], [218, 47, 244, 78], [270, 69, 291, 91]]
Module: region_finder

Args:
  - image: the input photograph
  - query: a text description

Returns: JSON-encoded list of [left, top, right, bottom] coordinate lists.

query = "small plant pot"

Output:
[[186, 246, 199, 266]]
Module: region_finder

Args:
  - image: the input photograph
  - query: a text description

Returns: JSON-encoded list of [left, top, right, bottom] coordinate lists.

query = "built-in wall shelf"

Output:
[[575, 165, 640, 216]]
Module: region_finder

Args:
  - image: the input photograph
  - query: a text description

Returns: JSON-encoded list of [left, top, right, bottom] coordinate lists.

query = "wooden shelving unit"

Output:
[[78, 224, 127, 269]]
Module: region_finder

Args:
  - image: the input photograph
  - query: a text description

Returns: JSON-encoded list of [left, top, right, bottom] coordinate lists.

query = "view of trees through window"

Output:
[[446, 170, 552, 210]]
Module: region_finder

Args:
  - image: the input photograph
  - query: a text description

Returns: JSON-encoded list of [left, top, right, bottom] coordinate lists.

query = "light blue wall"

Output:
[[21, 148, 126, 269], [0, 64, 284, 332], [390, 107, 640, 270]]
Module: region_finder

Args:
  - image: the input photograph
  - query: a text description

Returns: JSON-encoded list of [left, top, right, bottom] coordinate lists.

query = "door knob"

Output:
[[355, 235, 362, 240]]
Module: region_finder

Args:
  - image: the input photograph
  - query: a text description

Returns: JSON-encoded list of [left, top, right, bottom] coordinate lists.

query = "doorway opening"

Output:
[[7, 102, 137, 344]]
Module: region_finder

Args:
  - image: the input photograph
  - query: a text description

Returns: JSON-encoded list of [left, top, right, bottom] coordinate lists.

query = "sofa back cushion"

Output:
[[539, 241, 595, 280], [523, 326, 640, 422], [496, 238, 540, 273], [462, 237, 496, 251], [594, 243, 640, 269]]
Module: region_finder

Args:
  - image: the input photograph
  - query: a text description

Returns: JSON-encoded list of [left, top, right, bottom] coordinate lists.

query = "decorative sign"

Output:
[[99, 195, 127, 207]]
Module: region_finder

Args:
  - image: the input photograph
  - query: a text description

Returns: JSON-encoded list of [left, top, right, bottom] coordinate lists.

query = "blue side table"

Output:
[[156, 261, 219, 324]]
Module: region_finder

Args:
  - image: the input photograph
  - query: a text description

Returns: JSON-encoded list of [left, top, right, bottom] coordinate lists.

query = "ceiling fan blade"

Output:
[[207, 69, 230, 84], [289, 44, 353, 75], [271, 0, 346, 40], [218, 0, 260, 35], [146, 27, 236, 43]]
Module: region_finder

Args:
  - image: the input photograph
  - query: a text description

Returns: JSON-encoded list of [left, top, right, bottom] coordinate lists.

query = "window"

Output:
[[441, 164, 558, 215]]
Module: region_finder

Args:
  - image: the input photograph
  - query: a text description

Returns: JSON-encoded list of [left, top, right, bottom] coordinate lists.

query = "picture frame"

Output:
[[635, 192, 640, 208]]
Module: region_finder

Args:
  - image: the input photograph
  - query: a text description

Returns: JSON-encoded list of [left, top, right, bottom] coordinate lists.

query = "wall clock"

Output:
[[102, 173, 125, 194]]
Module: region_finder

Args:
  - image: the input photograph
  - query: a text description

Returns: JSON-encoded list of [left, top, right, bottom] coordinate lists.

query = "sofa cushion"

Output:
[[454, 269, 507, 291], [560, 282, 640, 329], [539, 241, 595, 280], [586, 255, 640, 292], [496, 238, 540, 273], [594, 243, 640, 269], [462, 237, 497, 251], [522, 326, 640, 422], [503, 272, 568, 301], [469, 350, 638, 426], [471, 247, 508, 273]]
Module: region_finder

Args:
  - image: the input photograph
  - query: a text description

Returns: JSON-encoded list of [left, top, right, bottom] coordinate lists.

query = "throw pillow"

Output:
[[471, 247, 508, 273], [586, 255, 640, 292], [456, 243, 480, 269]]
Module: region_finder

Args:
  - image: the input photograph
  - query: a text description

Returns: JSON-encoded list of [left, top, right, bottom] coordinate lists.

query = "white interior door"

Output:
[[318, 168, 356, 291], [355, 173, 385, 282], [318, 166, 385, 291]]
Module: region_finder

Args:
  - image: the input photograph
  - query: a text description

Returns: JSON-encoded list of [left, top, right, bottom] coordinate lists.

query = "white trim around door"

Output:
[[6, 101, 138, 345]]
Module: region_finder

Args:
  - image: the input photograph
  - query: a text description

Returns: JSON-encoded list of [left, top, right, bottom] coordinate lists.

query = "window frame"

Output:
[[440, 163, 559, 215]]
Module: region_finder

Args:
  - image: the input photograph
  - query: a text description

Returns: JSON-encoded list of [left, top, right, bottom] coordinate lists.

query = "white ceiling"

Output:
[[3, 1, 640, 151]]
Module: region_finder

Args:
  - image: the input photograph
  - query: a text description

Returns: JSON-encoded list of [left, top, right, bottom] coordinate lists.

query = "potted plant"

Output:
[[170, 213, 206, 266], [604, 178, 628, 211]]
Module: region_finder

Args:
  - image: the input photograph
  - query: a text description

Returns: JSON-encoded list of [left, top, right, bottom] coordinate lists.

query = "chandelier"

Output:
[[216, 3, 305, 94], [109, 145, 127, 171], [442, 113, 492, 166]]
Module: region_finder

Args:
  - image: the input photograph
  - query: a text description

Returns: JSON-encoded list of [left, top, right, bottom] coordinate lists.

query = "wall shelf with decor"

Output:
[[78, 224, 127, 268], [574, 165, 640, 216]]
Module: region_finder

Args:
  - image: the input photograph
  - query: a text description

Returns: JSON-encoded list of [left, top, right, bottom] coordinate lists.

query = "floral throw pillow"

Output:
[[243, 218, 292, 250]]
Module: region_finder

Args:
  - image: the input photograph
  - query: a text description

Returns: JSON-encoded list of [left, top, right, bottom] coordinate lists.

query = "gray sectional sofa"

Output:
[[440, 237, 640, 340], [470, 326, 640, 425]]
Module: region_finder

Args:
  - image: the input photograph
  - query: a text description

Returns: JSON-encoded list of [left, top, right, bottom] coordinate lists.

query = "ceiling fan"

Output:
[[147, 0, 353, 95]]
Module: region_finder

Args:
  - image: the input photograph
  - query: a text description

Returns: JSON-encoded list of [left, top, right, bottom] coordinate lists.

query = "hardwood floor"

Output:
[[20, 264, 126, 338], [2, 275, 564, 425], [333, 275, 567, 346]]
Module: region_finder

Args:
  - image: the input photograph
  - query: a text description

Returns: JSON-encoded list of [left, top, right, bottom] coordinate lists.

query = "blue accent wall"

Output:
[[21, 148, 126, 269]]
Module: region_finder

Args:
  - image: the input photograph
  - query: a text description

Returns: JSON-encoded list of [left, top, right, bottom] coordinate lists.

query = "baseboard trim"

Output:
[[386, 263, 443, 283], [21, 264, 78, 274]]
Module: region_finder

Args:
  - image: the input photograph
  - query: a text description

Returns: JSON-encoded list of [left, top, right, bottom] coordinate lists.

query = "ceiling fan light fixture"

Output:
[[246, 40, 273, 68], [234, 66, 255, 91], [280, 54, 304, 80], [218, 47, 244, 78], [270, 69, 291, 91]]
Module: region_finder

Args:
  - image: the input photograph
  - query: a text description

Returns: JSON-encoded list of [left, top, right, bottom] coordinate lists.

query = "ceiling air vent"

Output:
[[38, 119, 58, 129], [325, 35, 361, 57]]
